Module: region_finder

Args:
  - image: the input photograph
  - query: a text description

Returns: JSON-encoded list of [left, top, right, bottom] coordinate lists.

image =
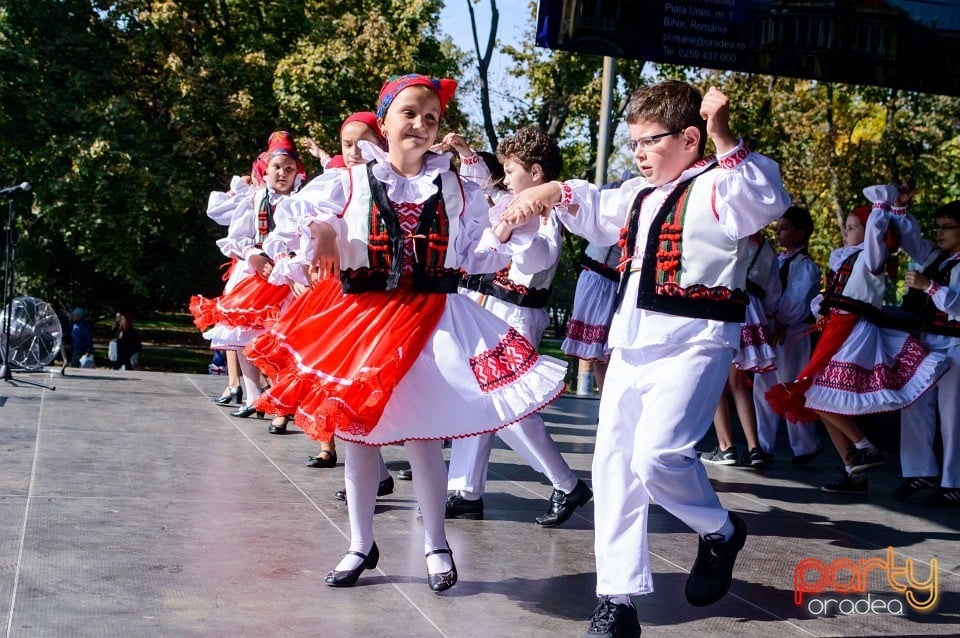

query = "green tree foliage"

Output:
[[0, 0, 458, 320]]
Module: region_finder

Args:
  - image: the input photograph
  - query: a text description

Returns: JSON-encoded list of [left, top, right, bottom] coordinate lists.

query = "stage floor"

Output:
[[0, 368, 957, 637]]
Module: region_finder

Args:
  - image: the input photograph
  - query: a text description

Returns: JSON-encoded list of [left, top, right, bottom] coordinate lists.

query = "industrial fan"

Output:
[[0, 296, 63, 370]]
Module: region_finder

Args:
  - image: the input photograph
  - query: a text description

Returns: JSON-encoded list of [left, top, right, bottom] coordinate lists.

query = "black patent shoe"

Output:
[[334, 476, 394, 502], [230, 404, 264, 419], [307, 450, 338, 469], [213, 386, 242, 406], [426, 547, 458, 592], [536, 478, 593, 527], [324, 543, 379, 587], [268, 415, 291, 434], [444, 493, 484, 519]]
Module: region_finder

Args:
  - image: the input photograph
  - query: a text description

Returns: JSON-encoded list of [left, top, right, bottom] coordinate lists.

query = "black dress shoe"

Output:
[[425, 547, 457, 592], [213, 386, 242, 406], [535, 478, 593, 527], [324, 543, 379, 587], [334, 476, 394, 502], [230, 404, 264, 419], [306, 450, 337, 468], [445, 493, 484, 519], [268, 416, 292, 434]]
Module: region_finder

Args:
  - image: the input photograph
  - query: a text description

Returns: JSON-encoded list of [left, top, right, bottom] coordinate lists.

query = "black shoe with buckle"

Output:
[[584, 596, 641, 638], [536, 478, 593, 527], [444, 493, 484, 519], [324, 543, 379, 587], [684, 512, 747, 607], [425, 547, 458, 592]]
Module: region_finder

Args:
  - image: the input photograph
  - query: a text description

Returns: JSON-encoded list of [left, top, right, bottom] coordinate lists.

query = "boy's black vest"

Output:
[[901, 252, 960, 337], [617, 168, 749, 322]]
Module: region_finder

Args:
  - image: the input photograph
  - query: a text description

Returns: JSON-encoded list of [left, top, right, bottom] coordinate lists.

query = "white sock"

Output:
[[713, 515, 735, 542], [854, 438, 872, 450], [459, 490, 482, 501], [844, 465, 854, 475], [334, 442, 379, 572], [405, 439, 454, 574]]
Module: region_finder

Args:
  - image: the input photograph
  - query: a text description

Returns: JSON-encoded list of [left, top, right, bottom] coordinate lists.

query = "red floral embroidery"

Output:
[[470, 328, 539, 393]]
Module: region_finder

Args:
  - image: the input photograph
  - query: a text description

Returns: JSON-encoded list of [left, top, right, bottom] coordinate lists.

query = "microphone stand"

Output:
[[1, 192, 55, 390]]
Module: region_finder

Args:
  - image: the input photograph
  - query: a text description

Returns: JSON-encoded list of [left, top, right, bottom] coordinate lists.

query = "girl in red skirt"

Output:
[[254, 75, 567, 592], [190, 131, 306, 420]]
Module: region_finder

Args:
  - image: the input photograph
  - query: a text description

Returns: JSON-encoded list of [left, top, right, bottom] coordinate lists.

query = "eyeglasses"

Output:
[[935, 224, 960, 232], [626, 130, 681, 152]]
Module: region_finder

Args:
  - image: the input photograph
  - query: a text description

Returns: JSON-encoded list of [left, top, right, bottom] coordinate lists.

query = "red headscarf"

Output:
[[341, 111, 387, 148], [262, 131, 306, 181], [375, 74, 457, 119], [851, 205, 871, 228], [250, 151, 269, 184]]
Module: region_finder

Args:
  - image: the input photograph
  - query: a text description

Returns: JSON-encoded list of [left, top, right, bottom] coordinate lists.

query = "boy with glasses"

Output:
[[892, 198, 960, 506], [502, 80, 790, 638]]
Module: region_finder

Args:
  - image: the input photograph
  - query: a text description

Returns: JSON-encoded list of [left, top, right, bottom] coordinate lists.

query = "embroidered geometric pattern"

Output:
[[718, 146, 749, 170], [565, 319, 608, 345], [469, 327, 539, 393], [814, 336, 928, 393], [740, 323, 773, 347], [394, 200, 422, 274]]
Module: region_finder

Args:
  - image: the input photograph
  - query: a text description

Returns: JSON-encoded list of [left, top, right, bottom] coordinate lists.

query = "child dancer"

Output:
[[254, 75, 566, 591], [190, 131, 306, 422], [766, 186, 946, 495], [701, 232, 781, 467], [205, 153, 269, 406], [440, 127, 592, 526], [504, 80, 790, 637], [752, 206, 823, 464], [891, 199, 960, 506]]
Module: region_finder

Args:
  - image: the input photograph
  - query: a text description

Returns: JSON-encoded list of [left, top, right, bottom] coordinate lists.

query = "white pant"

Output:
[[447, 413, 577, 496], [753, 328, 820, 456], [900, 344, 960, 488], [594, 344, 733, 596]]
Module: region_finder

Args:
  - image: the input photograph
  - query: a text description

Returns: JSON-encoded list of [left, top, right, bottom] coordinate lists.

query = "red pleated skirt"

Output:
[[246, 283, 447, 442]]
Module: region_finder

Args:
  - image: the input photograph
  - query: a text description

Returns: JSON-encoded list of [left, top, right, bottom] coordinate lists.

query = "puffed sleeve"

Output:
[[206, 176, 254, 226], [214, 191, 257, 258], [713, 143, 791, 240], [555, 178, 639, 246]]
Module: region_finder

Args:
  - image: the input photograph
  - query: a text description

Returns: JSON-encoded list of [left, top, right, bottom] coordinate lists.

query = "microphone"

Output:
[[0, 182, 31, 195]]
